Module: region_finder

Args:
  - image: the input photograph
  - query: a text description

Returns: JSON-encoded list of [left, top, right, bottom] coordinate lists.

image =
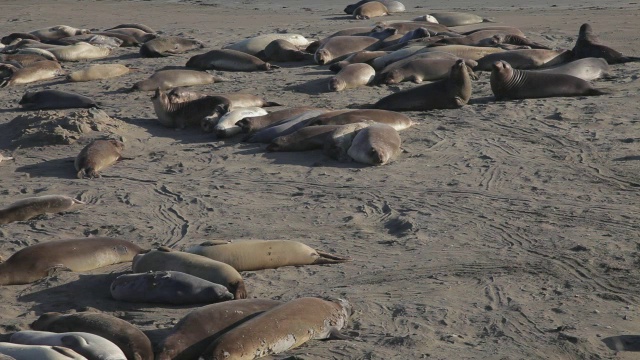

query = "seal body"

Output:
[[29, 25, 89, 41], [0, 343, 86, 360], [67, 64, 130, 82], [428, 12, 488, 26], [263, 39, 307, 62], [19, 90, 98, 110], [0, 60, 63, 87], [533, 57, 609, 81], [353, 1, 388, 20], [152, 88, 230, 129], [199, 297, 351, 360], [246, 109, 329, 144], [308, 109, 414, 131], [572, 23, 640, 64], [10, 330, 126, 360], [132, 248, 247, 299], [267, 125, 343, 152], [156, 299, 282, 360], [186, 49, 273, 71], [347, 123, 401, 165], [315, 36, 380, 65], [132, 70, 225, 91], [475, 49, 573, 71], [110, 271, 234, 304], [329, 63, 375, 91], [105, 23, 156, 34], [210, 107, 268, 137], [236, 107, 317, 134], [31, 311, 154, 360], [104, 28, 156, 43], [0, 195, 84, 225], [0, 237, 144, 285], [329, 50, 389, 72], [49, 42, 111, 62], [75, 139, 124, 179], [380, 57, 476, 84], [140, 36, 204, 57], [223, 34, 309, 56]]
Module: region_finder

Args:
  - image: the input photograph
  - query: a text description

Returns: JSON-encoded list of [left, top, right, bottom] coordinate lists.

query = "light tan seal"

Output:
[[75, 139, 124, 179], [308, 109, 414, 130], [31, 311, 154, 360], [132, 69, 227, 91], [48, 42, 112, 62], [156, 299, 282, 360], [347, 123, 401, 165], [329, 63, 375, 91], [199, 297, 352, 360], [0, 195, 84, 225], [223, 34, 310, 56], [314, 36, 381, 65], [572, 23, 640, 64], [426, 12, 493, 27], [475, 49, 573, 71], [10, 330, 127, 360], [0, 237, 145, 285], [67, 64, 131, 82], [236, 107, 318, 134], [152, 88, 230, 129], [186, 240, 350, 271], [132, 247, 247, 299], [490, 60, 609, 100], [353, 1, 389, 19], [186, 49, 276, 71], [0, 343, 86, 360], [0, 60, 63, 87], [29, 25, 90, 41], [140, 36, 204, 57]]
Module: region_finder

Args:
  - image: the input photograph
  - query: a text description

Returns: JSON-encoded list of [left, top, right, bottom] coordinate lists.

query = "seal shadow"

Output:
[[14, 157, 77, 179], [612, 155, 640, 161], [325, 15, 355, 20], [282, 78, 329, 95], [602, 335, 640, 351], [118, 116, 216, 145], [468, 96, 496, 105], [261, 150, 367, 169]]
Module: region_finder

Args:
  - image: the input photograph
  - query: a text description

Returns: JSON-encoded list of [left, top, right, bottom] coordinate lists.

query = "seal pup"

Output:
[[379, 57, 477, 84], [329, 63, 375, 91], [223, 34, 310, 56], [140, 36, 204, 57], [345, 0, 404, 14], [490, 60, 609, 100], [0, 195, 84, 225], [315, 36, 380, 65], [0, 343, 86, 360], [307, 109, 414, 130], [131, 70, 227, 91], [199, 297, 352, 360], [152, 88, 230, 129], [19, 90, 98, 110], [347, 123, 401, 165], [48, 42, 111, 62], [132, 247, 247, 299], [110, 271, 234, 305], [156, 299, 282, 360], [262, 39, 308, 62], [374, 59, 472, 111], [31, 312, 154, 360], [75, 139, 124, 179], [353, 1, 389, 20], [532, 57, 609, 81], [29, 25, 90, 41], [187, 240, 351, 271], [0, 237, 144, 285], [209, 107, 268, 137], [474, 49, 573, 71], [0, 60, 63, 87], [10, 330, 126, 360], [186, 49, 276, 71], [572, 23, 640, 64], [267, 125, 345, 152], [236, 107, 318, 134], [67, 64, 131, 82]]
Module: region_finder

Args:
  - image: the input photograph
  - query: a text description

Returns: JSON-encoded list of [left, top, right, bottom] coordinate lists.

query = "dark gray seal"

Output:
[[572, 23, 640, 64], [19, 90, 98, 110]]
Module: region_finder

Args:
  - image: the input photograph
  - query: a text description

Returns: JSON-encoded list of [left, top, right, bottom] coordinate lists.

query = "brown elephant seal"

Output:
[[29, 25, 89, 41], [91, 31, 141, 47], [490, 60, 609, 100], [266, 125, 344, 152], [379, 57, 477, 84], [67, 64, 131, 82], [426, 12, 493, 27], [0, 53, 50, 67], [308, 109, 414, 130], [263, 39, 307, 62], [0, 60, 63, 87], [236, 107, 317, 133], [110, 271, 234, 304], [186, 240, 350, 271], [223, 34, 310, 56], [353, 1, 388, 20], [0, 343, 85, 360], [373, 21, 449, 35], [10, 330, 127, 360], [532, 57, 609, 81], [140, 36, 204, 57], [0, 237, 144, 285], [1, 32, 40, 44], [131, 69, 227, 91], [572, 23, 640, 64], [31, 311, 154, 360], [105, 23, 156, 34], [329, 63, 375, 91], [374, 59, 472, 111], [166, 89, 281, 109], [14, 47, 58, 60], [434, 29, 524, 45], [329, 50, 389, 72], [474, 49, 573, 71], [186, 49, 276, 71], [75, 139, 124, 179], [199, 297, 351, 360], [315, 36, 380, 65], [419, 44, 505, 61], [152, 88, 230, 129], [132, 247, 247, 299], [0, 195, 84, 225], [156, 299, 282, 360], [347, 123, 402, 165], [19, 90, 98, 110], [48, 42, 112, 62], [477, 34, 550, 49], [104, 28, 156, 43]]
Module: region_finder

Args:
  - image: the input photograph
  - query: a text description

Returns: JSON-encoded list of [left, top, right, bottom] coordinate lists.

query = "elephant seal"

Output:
[[353, 1, 388, 20], [132, 247, 247, 299], [19, 90, 98, 110], [155, 299, 282, 360], [490, 60, 609, 100], [315, 36, 380, 65], [167, 89, 280, 109], [379, 57, 476, 84], [105, 23, 156, 34], [0, 237, 144, 285], [0, 195, 84, 225], [572, 23, 640, 64], [308, 109, 414, 130], [267, 125, 345, 152], [374, 59, 472, 111], [151, 88, 230, 129], [187, 240, 351, 271], [347, 123, 401, 165], [55, 35, 123, 48], [0, 60, 63, 87], [110, 271, 234, 304], [0, 343, 86, 360], [48, 42, 111, 62], [200, 297, 351, 360], [246, 109, 329, 143], [373, 21, 449, 35], [0, 53, 50, 67], [91, 32, 141, 47], [29, 25, 90, 41], [14, 48, 58, 60], [329, 63, 375, 91], [263, 39, 307, 62], [10, 331, 126, 360], [474, 49, 573, 71], [209, 107, 268, 137], [532, 57, 609, 81], [75, 139, 124, 179], [236, 107, 318, 134], [345, 0, 404, 14], [427, 12, 492, 27], [223, 34, 310, 56], [186, 49, 276, 71], [477, 34, 550, 49], [1, 32, 40, 44], [140, 36, 204, 57], [433, 29, 525, 45], [419, 44, 505, 61], [328, 50, 389, 72], [132, 70, 227, 91], [31, 312, 154, 360], [67, 64, 131, 82], [104, 28, 156, 43]]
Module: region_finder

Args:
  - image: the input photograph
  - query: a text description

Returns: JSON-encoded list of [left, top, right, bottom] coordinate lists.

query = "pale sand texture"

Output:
[[0, 0, 640, 359]]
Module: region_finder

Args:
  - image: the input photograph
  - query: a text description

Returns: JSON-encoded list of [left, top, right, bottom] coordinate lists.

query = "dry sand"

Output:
[[1, 0, 640, 359]]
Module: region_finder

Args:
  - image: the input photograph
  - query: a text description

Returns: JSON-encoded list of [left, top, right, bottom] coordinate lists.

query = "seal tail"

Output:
[[314, 250, 352, 264]]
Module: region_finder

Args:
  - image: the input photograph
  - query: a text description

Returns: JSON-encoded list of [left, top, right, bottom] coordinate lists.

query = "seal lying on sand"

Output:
[[19, 90, 98, 110], [10, 330, 127, 360], [75, 139, 125, 179], [572, 23, 640, 64], [151, 88, 230, 129], [0, 195, 84, 225]]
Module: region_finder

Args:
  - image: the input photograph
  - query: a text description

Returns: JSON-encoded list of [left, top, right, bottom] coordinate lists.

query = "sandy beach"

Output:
[[0, 0, 639, 359]]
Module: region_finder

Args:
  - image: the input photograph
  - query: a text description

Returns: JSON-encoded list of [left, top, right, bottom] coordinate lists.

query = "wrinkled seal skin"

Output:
[[200, 297, 352, 360], [31, 311, 154, 360], [151, 88, 230, 129], [131, 247, 247, 299], [19, 90, 98, 110], [131, 70, 226, 91], [490, 60, 609, 100], [75, 139, 124, 179], [186, 49, 274, 71], [155, 299, 282, 360], [0, 343, 86, 360], [236, 107, 317, 134], [0, 195, 84, 225], [374, 59, 472, 111], [10, 330, 127, 360], [140, 36, 204, 57], [0, 237, 144, 285], [0, 60, 63, 87], [572, 23, 640, 64], [353, 1, 388, 20], [348, 123, 401, 165]]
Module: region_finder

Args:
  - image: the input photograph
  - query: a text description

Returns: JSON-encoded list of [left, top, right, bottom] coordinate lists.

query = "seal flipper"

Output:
[[313, 250, 352, 265], [587, 88, 611, 96], [46, 264, 72, 277], [52, 345, 83, 358], [326, 328, 353, 341], [230, 280, 247, 299]]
